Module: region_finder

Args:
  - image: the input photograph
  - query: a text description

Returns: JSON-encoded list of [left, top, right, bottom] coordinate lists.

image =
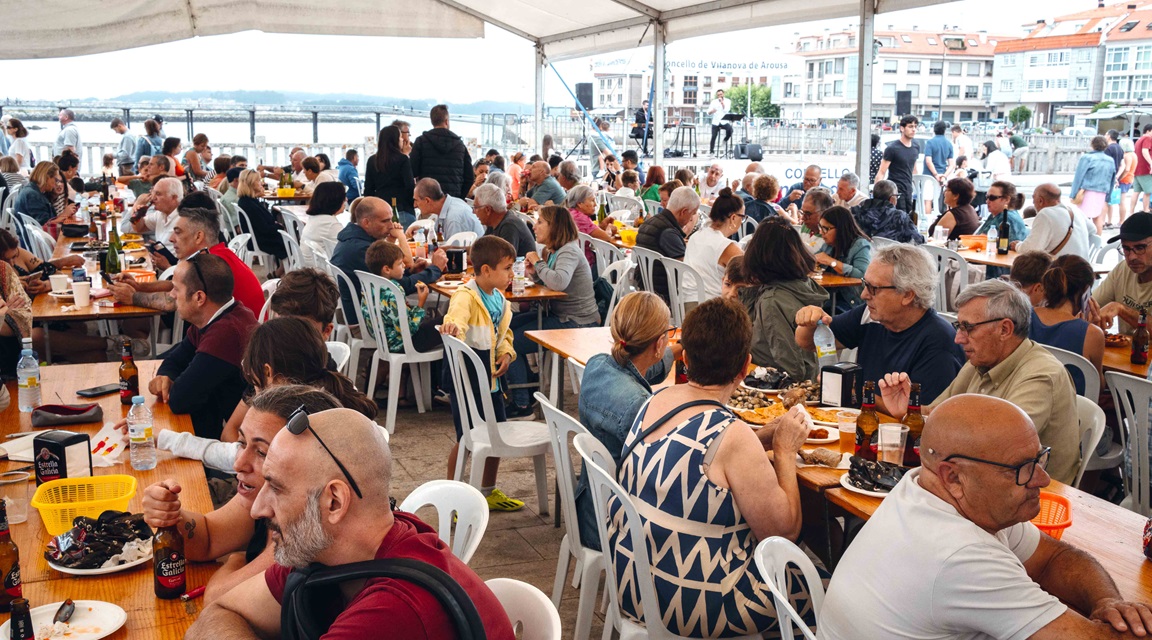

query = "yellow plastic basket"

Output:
[[31, 475, 137, 536]]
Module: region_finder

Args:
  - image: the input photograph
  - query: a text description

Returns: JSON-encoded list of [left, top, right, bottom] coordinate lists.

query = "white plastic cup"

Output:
[[878, 423, 910, 465], [48, 274, 69, 293], [72, 280, 91, 306], [0, 472, 31, 524]]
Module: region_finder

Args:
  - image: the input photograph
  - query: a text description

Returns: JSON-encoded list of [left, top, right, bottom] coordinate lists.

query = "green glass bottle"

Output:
[[106, 224, 122, 275]]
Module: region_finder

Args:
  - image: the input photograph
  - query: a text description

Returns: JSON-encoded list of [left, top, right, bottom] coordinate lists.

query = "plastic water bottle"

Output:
[[16, 350, 40, 413], [127, 396, 156, 471], [20, 338, 36, 362], [512, 257, 527, 296], [814, 320, 838, 370], [986, 227, 998, 257]]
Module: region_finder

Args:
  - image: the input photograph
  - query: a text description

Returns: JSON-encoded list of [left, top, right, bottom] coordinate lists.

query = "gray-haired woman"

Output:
[[565, 184, 617, 272]]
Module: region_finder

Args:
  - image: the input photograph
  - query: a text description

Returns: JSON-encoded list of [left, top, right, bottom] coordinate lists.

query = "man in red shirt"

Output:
[[187, 408, 516, 639], [109, 206, 265, 315], [1132, 124, 1152, 213]]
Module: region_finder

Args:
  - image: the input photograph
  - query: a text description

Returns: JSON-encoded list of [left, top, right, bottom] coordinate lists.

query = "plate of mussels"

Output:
[[840, 456, 910, 498], [45, 511, 154, 576], [741, 366, 793, 393]]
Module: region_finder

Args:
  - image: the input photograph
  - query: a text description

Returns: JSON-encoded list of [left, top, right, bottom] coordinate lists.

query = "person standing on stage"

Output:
[[708, 90, 732, 157]]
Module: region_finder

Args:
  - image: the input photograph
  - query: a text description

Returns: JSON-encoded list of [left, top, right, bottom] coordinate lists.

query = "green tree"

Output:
[[725, 84, 778, 118], [1091, 100, 1117, 113], [1008, 105, 1033, 127]]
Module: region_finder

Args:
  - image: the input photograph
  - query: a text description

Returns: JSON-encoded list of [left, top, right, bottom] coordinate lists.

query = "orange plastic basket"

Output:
[[1031, 491, 1072, 539], [122, 269, 155, 283]]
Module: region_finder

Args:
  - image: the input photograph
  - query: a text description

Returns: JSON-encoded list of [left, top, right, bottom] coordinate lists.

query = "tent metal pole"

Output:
[[855, 0, 876, 184], [653, 20, 666, 165], [535, 43, 546, 157]]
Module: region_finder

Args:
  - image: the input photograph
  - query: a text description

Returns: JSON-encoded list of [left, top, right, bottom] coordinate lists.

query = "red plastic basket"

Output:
[[1031, 492, 1072, 540]]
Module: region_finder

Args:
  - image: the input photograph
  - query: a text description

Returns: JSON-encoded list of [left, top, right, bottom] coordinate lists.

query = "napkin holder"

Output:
[[820, 362, 862, 409], [33, 431, 92, 485], [445, 248, 468, 275]]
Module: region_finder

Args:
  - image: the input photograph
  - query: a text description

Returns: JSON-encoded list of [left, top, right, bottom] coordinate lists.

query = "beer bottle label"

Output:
[[156, 551, 186, 589], [119, 375, 139, 396], [4, 564, 21, 598]]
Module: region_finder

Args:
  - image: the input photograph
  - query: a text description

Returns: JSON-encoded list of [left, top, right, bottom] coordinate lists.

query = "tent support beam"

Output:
[[854, 0, 876, 184], [605, 0, 661, 19], [535, 44, 545, 157], [653, 19, 666, 165], [659, 0, 772, 20], [539, 16, 651, 45], [433, 0, 538, 41]]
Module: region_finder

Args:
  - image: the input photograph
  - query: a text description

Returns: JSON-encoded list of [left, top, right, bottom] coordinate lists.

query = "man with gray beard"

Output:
[[186, 408, 515, 639]]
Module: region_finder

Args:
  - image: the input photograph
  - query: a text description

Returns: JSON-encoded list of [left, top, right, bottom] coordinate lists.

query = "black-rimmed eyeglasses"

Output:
[[860, 278, 898, 296], [951, 317, 1007, 334], [286, 406, 363, 499], [930, 446, 1051, 486]]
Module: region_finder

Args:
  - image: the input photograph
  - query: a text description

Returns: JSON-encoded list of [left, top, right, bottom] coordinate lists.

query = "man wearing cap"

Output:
[[219, 167, 243, 222], [1095, 211, 1152, 334], [186, 407, 516, 639]]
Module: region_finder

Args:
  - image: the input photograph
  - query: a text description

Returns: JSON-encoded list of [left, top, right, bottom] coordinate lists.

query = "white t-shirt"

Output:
[[8, 138, 30, 171], [138, 208, 180, 250], [615, 187, 637, 198], [953, 133, 973, 160], [1016, 203, 1091, 259], [709, 98, 730, 126], [819, 469, 1066, 640], [701, 177, 725, 199], [683, 225, 735, 301], [985, 149, 1012, 181], [299, 214, 344, 263]]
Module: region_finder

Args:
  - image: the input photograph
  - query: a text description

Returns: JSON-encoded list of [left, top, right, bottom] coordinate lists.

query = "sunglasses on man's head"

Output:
[[286, 406, 363, 499]]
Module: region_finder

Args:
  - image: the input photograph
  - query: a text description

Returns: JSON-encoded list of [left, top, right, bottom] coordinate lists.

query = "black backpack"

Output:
[[280, 558, 487, 640]]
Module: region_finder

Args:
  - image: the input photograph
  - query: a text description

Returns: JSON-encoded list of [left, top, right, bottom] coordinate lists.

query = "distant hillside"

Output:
[[106, 91, 529, 114]]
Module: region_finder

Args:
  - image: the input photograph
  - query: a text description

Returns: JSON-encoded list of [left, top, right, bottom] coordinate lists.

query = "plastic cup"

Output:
[[878, 423, 910, 465], [48, 274, 69, 293], [933, 227, 950, 244], [837, 411, 857, 455], [0, 472, 31, 524], [72, 280, 91, 306]]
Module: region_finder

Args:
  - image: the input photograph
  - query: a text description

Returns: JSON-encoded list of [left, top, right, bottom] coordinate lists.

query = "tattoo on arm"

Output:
[[133, 291, 175, 312], [184, 519, 196, 539]]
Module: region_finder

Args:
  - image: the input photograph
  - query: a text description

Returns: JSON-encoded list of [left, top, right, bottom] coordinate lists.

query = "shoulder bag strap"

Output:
[[1050, 208, 1076, 256], [281, 558, 486, 640], [617, 396, 729, 481]]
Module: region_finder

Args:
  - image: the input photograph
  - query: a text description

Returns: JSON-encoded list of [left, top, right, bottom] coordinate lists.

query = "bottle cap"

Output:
[[20, 349, 33, 356], [132, 396, 145, 404]]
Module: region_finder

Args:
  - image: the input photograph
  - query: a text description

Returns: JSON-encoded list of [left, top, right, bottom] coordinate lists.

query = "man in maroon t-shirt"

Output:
[[187, 408, 516, 640], [1133, 124, 1152, 213], [109, 206, 264, 316]]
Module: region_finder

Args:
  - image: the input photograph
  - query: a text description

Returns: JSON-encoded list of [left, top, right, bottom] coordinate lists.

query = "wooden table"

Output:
[[1103, 343, 1148, 378], [947, 246, 1111, 274], [261, 192, 311, 203], [825, 479, 1152, 602], [812, 272, 862, 310], [0, 361, 216, 638]]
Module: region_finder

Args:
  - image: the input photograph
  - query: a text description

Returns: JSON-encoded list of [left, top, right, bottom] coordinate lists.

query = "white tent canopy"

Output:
[[6, 0, 955, 62]]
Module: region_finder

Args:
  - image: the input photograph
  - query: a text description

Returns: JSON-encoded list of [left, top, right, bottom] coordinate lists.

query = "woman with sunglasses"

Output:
[[139, 385, 341, 604], [683, 188, 745, 302], [974, 181, 1031, 278], [813, 205, 871, 312]]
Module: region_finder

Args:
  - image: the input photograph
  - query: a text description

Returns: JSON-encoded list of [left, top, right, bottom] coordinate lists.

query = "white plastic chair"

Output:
[[228, 233, 252, 264], [325, 341, 351, 376], [920, 243, 969, 312], [752, 537, 826, 640], [1094, 236, 1121, 266], [1041, 344, 1101, 400], [573, 433, 759, 640], [629, 246, 661, 294], [215, 198, 236, 242], [610, 195, 644, 219], [278, 230, 304, 272], [737, 216, 757, 240], [485, 578, 563, 640], [1086, 233, 1103, 261], [236, 207, 279, 270], [258, 278, 280, 323], [601, 259, 634, 328], [442, 334, 550, 515], [153, 266, 184, 356], [406, 217, 437, 237], [279, 207, 305, 242], [871, 235, 897, 249], [399, 480, 489, 564], [567, 356, 586, 394], [332, 266, 376, 384], [1074, 396, 1107, 490], [356, 271, 443, 434], [536, 392, 601, 640], [445, 231, 477, 247], [588, 236, 625, 277], [642, 200, 661, 219], [913, 174, 939, 227], [659, 257, 702, 327], [0, 185, 19, 233], [1106, 371, 1149, 512]]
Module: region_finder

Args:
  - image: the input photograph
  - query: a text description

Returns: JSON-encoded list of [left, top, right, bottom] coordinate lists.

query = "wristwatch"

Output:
[[831, 260, 838, 270]]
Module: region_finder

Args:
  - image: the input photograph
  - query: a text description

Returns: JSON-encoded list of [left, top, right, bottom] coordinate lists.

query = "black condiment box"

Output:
[[33, 431, 92, 486], [445, 248, 468, 274], [820, 362, 863, 408]]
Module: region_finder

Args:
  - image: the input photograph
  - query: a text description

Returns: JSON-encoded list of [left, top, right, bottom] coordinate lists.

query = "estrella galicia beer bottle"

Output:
[[154, 524, 186, 599], [0, 501, 21, 614], [8, 598, 31, 640]]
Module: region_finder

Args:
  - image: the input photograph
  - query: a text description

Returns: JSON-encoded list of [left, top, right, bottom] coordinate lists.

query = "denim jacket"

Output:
[[574, 350, 673, 549], [1071, 151, 1118, 196]]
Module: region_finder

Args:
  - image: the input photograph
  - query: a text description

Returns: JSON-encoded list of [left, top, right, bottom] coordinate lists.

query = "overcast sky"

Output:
[[2, 0, 1097, 107]]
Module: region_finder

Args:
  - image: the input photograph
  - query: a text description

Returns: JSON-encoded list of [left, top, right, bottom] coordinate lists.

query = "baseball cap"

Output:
[[225, 167, 244, 182], [1113, 211, 1152, 243], [153, 114, 164, 123]]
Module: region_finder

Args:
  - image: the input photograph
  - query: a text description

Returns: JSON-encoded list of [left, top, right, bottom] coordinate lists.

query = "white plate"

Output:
[[813, 408, 859, 428], [805, 430, 838, 444], [796, 451, 850, 469], [839, 472, 891, 498], [48, 549, 152, 576], [48, 291, 74, 300], [0, 600, 127, 640]]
